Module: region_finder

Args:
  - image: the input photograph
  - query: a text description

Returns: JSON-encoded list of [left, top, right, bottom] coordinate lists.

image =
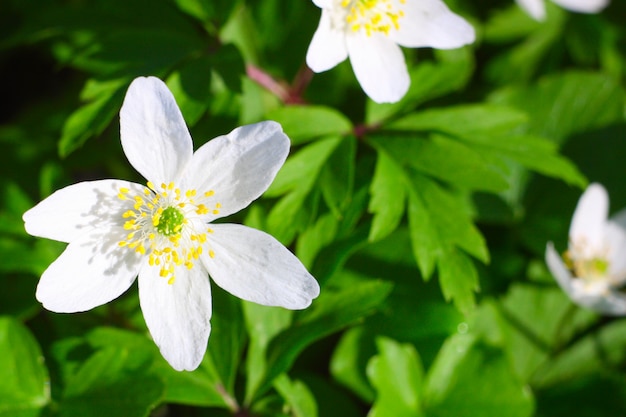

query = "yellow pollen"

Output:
[[342, 0, 405, 36], [116, 182, 214, 285]]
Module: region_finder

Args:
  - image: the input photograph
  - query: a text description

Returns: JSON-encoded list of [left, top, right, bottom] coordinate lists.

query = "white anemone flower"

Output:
[[306, 0, 475, 103], [545, 183, 626, 315], [23, 76, 320, 371], [516, 0, 609, 21]]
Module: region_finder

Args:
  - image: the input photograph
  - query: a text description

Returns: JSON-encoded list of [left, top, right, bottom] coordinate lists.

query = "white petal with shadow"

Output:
[[202, 224, 320, 310], [36, 226, 142, 313]]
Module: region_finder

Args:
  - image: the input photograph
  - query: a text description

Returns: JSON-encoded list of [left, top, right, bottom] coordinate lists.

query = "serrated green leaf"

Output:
[[252, 280, 393, 400], [367, 337, 425, 417], [490, 71, 625, 143], [0, 317, 49, 417], [423, 334, 535, 417], [266, 189, 318, 244], [436, 248, 479, 313], [388, 104, 528, 137], [267, 106, 352, 145], [274, 374, 318, 417], [369, 133, 508, 192], [368, 151, 406, 242]]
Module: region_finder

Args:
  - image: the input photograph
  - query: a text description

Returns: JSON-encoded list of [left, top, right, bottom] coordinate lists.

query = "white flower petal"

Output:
[[312, 0, 332, 8], [552, 0, 609, 13], [202, 224, 320, 309], [306, 10, 349, 73], [605, 221, 626, 283], [36, 226, 142, 313], [390, 0, 476, 49], [138, 263, 212, 371], [23, 180, 145, 243], [346, 33, 409, 103], [120, 76, 193, 186], [516, 0, 547, 20], [586, 291, 626, 316], [569, 183, 608, 257], [182, 121, 289, 221], [546, 242, 576, 295]]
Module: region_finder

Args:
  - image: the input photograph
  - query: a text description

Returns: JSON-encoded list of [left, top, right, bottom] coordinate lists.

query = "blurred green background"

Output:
[[1, 0, 626, 416]]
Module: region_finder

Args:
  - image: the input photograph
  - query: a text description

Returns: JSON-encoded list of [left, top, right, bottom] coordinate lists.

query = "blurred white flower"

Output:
[[546, 183, 626, 315], [306, 0, 475, 103], [23, 76, 320, 371], [516, 0, 609, 21]]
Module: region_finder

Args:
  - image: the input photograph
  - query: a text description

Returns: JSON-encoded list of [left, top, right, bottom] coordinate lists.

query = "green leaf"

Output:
[[58, 86, 125, 157], [320, 135, 356, 216], [367, 337, 425, 417], [266, 136, 342, 197], [243, 303, 293, 405], [436, 248, 479, 314], [423, 334, 535, 417], [388, 104, 528, 138], [490, 71, 625, 144], [252, 280, 393, 400], [267, 106, 352, 145], [59, 348, 164, 417], [330, 327, 376, 402], [368, 151, 406, 242], [274, 374, 318, 417], [0, 317, 49, 417], [366, 48, 474, 125], [369, 133, 508, 193], [166, 56, 212, 125], [86, 327, 227, 407], [296, 213, 340, 268], [210, 43, 246, 94]]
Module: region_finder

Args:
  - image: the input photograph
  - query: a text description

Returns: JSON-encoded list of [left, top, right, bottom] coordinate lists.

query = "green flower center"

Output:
[[156, 206, 185, 237]]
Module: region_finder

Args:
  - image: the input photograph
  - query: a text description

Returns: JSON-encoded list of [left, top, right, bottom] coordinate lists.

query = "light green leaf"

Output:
[[367, 337, 425, 417], [330, 327, 376, 402], [423, 334, 535, 417], [388, 104, 528, 137], [368, 151, 406, 242], [60, 347, 164, 417], [296, 213, 340, 268], [243, 303, 293, 405], [252, 280, 393, 400], [490, 71, 625, 144], [274, 374, 318, 417], [436, 248, 479, 314], [320, 135, 356, 216], [267, 106, 352, 146], [266, 136, 342, 197], [58, 86, 125, 157], [0, 317, 49, 417]]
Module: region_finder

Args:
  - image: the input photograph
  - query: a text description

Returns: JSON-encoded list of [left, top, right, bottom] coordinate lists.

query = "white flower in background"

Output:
[[516, 0, 609, 21], [545, 183, 626, 315], [306, 0, 475, 103], [23, 76, 320, 371]]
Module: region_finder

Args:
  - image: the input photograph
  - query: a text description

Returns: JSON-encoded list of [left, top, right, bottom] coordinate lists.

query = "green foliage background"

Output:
[[1, 0, 626, 416]]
